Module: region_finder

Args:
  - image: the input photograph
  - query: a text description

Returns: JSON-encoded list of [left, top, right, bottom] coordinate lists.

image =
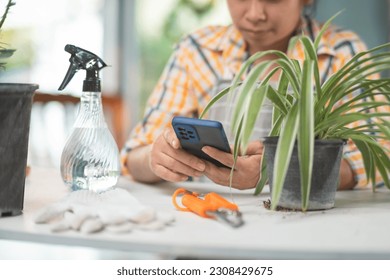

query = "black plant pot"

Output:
[[263, 137, 344, 211], [0, 83, 39, 217]]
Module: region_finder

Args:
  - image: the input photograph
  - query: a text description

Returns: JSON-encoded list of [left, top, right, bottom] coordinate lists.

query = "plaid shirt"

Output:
[[123, 17, 389, 188]]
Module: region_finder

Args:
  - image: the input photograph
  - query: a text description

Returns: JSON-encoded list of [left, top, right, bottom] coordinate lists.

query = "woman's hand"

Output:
[[149, 127, 206, 182], [201, 141, 263, 189]]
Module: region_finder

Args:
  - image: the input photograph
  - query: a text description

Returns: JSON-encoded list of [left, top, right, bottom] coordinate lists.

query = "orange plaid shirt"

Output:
[[123, 17, 389, 188]]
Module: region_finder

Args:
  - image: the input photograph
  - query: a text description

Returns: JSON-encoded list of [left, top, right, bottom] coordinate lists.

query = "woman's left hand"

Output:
[[201, 141, 263, 190]]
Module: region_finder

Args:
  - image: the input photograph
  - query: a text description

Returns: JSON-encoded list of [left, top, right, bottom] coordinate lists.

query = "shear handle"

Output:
[[204, 192, 239, 212], [173, 188, 240, 218], [172, 187, 200, 212]]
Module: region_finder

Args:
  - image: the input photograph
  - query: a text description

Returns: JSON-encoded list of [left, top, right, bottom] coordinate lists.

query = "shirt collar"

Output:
[[198, 17, 336, 56], [195, 17, 336, 78], [195, 25, 248, 79], [294, 16, 336, 57]]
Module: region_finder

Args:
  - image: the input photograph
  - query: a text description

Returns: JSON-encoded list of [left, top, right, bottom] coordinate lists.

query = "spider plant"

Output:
[[0, 0, 16, 68], [200, 14, 390, 211]]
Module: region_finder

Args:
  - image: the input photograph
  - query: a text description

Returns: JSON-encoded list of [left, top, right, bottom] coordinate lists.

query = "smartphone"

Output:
[[171, 116, 231, 167]]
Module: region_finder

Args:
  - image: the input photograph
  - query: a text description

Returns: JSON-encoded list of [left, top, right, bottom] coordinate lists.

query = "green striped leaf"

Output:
[[298, 60, 315, 211], [271, 103, 299, 210]]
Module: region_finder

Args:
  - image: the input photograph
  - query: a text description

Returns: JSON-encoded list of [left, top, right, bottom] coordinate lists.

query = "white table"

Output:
[[1, 167, 390, 259]]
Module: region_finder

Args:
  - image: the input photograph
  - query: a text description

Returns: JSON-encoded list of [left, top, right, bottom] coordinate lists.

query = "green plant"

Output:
[[200, 14, 390, 211], [0, 0, 16, 68], [0, 0, 15, 29]]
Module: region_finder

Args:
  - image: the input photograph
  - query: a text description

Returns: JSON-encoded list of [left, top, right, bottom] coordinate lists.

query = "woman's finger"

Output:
[[163, 127, 180, 149]]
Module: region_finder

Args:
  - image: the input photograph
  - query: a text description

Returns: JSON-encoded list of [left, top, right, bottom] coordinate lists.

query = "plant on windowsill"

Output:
[[200, 14, 390, 211], [0, 0, 16, 69]]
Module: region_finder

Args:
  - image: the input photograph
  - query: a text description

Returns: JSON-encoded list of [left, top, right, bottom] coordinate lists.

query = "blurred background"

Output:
[[0, 0, 389, 169], [0, 0, 388, 260]]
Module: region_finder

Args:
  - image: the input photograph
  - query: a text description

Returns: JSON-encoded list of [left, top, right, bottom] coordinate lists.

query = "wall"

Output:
[[315, 0, 389, 48]]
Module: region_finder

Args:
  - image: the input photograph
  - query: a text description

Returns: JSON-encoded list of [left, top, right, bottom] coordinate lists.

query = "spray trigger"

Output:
[[58, 44, 107, 92]]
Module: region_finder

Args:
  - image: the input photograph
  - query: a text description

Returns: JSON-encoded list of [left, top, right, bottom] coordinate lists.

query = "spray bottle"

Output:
[[58, 44, 120, 192]]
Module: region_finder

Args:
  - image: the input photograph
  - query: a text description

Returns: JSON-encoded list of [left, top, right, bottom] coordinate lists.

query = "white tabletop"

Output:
[[1, 167, 390, 259]]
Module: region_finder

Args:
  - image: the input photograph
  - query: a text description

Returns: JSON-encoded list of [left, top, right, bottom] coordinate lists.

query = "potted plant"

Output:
[[200, 14, 390, 211], [0, 0, 39, 217]]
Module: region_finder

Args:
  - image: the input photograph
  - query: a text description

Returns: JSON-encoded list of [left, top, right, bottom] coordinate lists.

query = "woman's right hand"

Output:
[[149, 127, 206, 182]]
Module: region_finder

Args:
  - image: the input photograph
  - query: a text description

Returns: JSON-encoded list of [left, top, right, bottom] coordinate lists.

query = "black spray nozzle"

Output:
[[58, 44, 107, 92]]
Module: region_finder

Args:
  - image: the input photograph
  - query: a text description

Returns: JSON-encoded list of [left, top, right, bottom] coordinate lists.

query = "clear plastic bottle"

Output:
[[58, 44, 120, 192], [60, 91, 120, 192]]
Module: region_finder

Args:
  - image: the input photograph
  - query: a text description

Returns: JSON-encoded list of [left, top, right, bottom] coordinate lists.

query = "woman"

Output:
[[122, 0, 375, 190]]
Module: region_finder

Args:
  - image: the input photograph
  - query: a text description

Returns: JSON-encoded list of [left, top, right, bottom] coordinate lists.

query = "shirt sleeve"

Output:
[[121, 40, 200, 153]]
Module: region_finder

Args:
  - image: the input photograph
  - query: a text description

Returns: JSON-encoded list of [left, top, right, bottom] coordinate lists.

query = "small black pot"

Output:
[[263, 137, 344, 211], [0, 83, 39, 217]]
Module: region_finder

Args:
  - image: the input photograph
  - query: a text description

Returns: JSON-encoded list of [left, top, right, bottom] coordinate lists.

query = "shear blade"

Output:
[[207, 209, 244, 228]]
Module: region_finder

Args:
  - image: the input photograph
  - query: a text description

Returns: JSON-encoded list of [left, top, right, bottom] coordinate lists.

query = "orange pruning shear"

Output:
[[172, 187, 244, 228]]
